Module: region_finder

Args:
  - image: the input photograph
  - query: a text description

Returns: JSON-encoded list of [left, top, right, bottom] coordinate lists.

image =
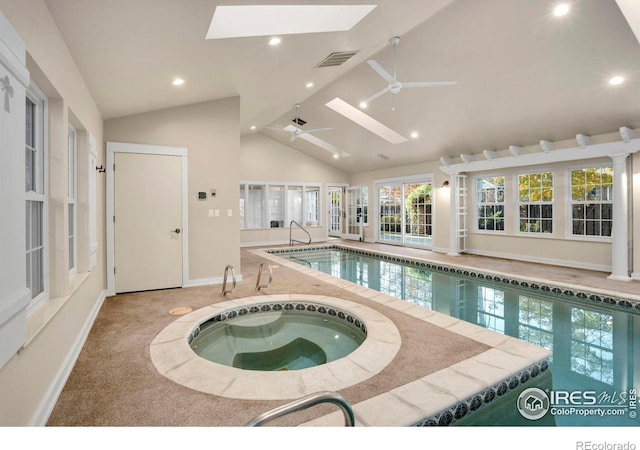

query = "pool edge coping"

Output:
[[252, 246, 555, 426]]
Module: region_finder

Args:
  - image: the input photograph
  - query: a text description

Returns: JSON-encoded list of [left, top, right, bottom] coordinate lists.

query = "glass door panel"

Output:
[[378, 184, 403, 244]]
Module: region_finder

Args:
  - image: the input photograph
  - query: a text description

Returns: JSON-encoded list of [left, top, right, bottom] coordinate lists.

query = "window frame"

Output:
[[239, 181, 322, 230], [474, 174, 506, 233], [515, 170, 555, 236], [566, 163, 613, 242], [25, 83, 49, 310], [68, 124, 78, 274]]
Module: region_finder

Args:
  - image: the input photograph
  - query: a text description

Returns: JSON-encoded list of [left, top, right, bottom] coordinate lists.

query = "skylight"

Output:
[[206, 5, 377, 39], [325, 98, 408, 144]]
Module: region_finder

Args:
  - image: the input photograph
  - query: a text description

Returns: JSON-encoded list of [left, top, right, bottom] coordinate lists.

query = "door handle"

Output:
[[172, 228, 181, 234]]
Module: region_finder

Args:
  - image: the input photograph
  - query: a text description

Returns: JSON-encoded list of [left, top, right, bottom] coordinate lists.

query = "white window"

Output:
[[517, 171, 553, 234], [304, 186, 320, 226], [267, 185, 284, 228], [569, 166, 613, 237], [68, 125, 77, 273], [476, 176, 505, 231], [240, 182, 322, 230], [287, 185, 303, 225], [25, 85, 48, 306]]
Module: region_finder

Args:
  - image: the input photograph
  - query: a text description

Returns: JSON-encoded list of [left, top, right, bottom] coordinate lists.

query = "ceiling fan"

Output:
[[268, 103, 332, 142], [363, 36, 457, 107]]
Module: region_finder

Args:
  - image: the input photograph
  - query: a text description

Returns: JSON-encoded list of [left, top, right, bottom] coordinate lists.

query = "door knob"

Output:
[[173, 228, 181, 234]]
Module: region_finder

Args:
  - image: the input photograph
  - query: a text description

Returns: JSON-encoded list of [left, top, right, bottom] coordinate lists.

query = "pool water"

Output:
[[190, 308, 366, 371], [276, 247, 640, 426]]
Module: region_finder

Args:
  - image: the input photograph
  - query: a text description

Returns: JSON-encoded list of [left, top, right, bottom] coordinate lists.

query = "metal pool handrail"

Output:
[[245, 391, 355, 427], [221, 264, 236, 296], [289, 220, 312, 246], [255, 263, 272, 291]]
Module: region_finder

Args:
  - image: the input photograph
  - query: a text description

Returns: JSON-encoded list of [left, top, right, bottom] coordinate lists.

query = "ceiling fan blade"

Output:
[[401, 81, 458, 88], [302, 127, 333, 133], [365, 86, 391, 104], [367, 60, 395, 83]]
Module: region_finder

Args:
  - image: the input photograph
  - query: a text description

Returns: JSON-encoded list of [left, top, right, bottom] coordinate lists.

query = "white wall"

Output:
[[104, 98, 241, 284], [0, 0, 106, 426]]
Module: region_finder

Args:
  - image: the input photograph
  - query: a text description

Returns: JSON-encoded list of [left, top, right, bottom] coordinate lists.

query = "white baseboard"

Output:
[[631, 272, 640, 281], [184, 275, 243, 288], [32, 289, 107, 426], [465, 248, 611, 273]]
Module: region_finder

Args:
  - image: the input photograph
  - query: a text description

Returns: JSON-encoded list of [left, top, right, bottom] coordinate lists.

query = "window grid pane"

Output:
[[476, 176, 505, 231], [570, 167, 613, 237], [25, 92, 46, 300], [26, 200, 44, 297], [518, 171, 553, 233]]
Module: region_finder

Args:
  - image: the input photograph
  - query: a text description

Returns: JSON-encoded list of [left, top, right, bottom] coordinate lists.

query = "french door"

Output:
[[345, 186, 363, 241], [327, 187, 342, 237], [377, 178, 433, 248]]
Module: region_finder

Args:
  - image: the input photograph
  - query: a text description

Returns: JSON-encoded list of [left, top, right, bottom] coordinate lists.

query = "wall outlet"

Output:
[[208, 209, 214, 217]]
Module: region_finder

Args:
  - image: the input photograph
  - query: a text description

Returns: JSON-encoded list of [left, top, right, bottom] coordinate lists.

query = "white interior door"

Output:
[[114, 152, 183, 293]]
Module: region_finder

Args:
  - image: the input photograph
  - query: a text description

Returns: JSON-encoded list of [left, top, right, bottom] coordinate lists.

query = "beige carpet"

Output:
[[46, 248, 490, 427]]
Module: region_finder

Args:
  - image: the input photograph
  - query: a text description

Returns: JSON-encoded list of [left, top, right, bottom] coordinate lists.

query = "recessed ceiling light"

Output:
[[553, 3, 570, 17], [609, 75, 625, 85], [172, 78, 185, 86], [359, 101, 367, 109], [305, 82, 314, 88], [269, 36, 281, 46], [333, 154, 339, 159], [410, 131, 419, 139], [206, 5, 377, 40], [250, 125, 257, 130], [326, 97, 408, 144]]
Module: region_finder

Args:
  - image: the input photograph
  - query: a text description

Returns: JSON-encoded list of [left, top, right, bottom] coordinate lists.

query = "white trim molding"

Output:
[[439, 135, 640, 175], [105, 142, 189, 295]]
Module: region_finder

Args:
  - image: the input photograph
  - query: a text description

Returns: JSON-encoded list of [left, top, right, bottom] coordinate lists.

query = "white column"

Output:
[[447, 173, 460, 256], [607, 153, 631, 281]]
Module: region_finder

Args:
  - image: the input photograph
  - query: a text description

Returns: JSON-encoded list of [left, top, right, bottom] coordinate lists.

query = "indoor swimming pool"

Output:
[[269, 245, 640, 427]]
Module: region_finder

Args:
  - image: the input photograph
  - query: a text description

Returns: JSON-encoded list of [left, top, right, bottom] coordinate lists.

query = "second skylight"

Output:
[[206, 5, 376, 39]]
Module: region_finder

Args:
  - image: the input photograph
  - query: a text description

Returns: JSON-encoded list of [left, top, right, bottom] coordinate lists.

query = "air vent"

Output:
[[315, 51, 359, 68], [377, 154, 389, 160], [292, 117, 307, 126]]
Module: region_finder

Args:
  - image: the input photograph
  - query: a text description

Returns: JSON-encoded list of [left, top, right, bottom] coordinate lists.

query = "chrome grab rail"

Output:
[[221, 264, 236, 296], [289, 220, 312, 246], [245, 391, 355, 427], [255, 263, 272, 291]]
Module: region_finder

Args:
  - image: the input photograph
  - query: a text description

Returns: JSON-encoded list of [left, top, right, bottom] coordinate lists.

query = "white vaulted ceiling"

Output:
[[44, 0, 640, 173]]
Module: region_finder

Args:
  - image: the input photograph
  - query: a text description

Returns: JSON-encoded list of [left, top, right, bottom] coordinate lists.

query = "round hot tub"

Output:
[[189, 302, 367, 371], [150, 294, 401, 400]]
